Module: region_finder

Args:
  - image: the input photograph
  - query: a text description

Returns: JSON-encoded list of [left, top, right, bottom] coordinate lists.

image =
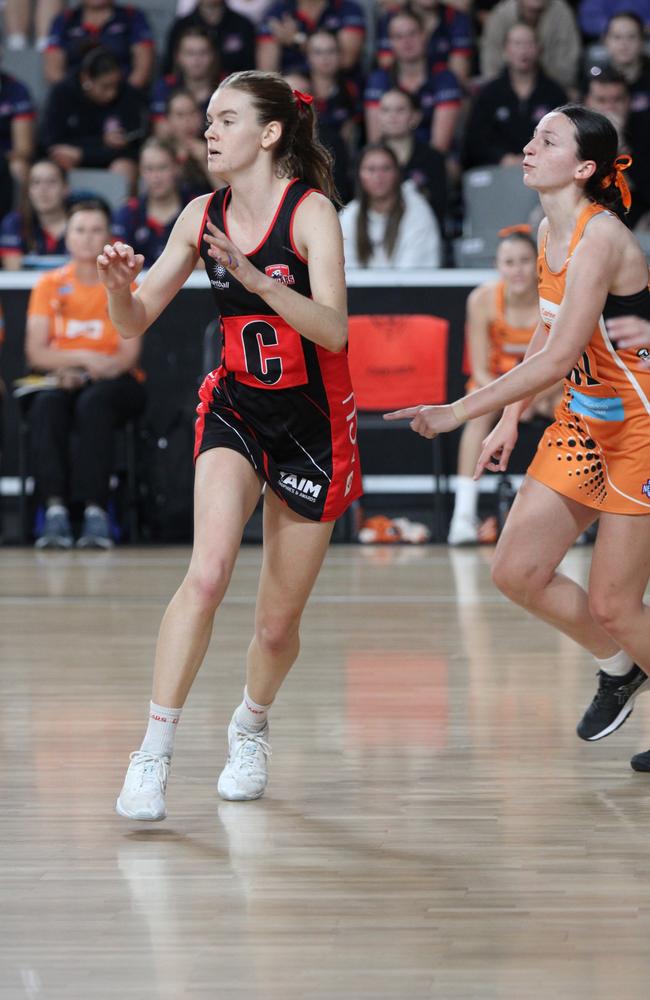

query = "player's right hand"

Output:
[[474, 417, 519, 478], [96, 242, 145, 290]]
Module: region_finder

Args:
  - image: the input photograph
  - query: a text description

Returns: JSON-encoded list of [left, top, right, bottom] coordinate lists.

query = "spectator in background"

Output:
[[0, 157, 13, 222], [164, 89, 213, 195], [447, 227, 555, 545], [599, 12, 650, 113], [305, 30, 361, 153], [365, 9, 462, 154], [257, 0, 366, 75], [42, 47, 146, 190], [164, 0, 256, 77], [112, 138, 191, 268], [584, 68, 650, 227], [377, 0, 474, 85], [153, 26, 221, 132], [4, 0, 63, 51], [44, 0, 155, 91], [463, 23, 567, 168], [379, 87, 448, 233], [578, 0, 650, 40], [0, 159, 68, 270], [0, 54, 35, 188], [24, 200, 146, 549], [339, 143, 442, 268], [480, 0, 581, 91]]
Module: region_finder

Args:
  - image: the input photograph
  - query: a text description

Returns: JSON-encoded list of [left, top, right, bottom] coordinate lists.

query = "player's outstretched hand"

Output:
[[202, 220, 265, 295], [474, 417, 519, 478], [96, 242, 145, 290], [384, 403, 459, 439]]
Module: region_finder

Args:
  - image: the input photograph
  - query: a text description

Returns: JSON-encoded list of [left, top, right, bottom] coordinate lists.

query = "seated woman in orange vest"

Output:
[[25, 199, 146, 549], [448, 226, 559, 545]]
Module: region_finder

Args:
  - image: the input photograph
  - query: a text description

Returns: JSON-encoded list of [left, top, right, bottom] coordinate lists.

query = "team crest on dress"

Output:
[[265, 264, 295, 285], [642, 479, 650, 498]]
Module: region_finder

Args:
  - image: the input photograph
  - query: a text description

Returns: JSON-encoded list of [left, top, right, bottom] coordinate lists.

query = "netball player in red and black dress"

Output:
[[98, 70, 362, 821]]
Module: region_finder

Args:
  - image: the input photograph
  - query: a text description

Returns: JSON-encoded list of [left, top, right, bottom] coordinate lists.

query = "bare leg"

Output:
[[588, 513, 650, 672], [36, 0, 64, 42], [245, 489, 335, 706], [4, 0, 29, 41], [151, 448, 262, 708], [491, 476, 618, 658]]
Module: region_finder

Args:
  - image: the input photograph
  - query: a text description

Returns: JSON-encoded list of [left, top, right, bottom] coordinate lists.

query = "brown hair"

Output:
[[355, 143, 405, 266], [555, 102, 626, 210], [67, 198, 112, 228], [21, 159, 68, 254], [217, 70, 339, 203]]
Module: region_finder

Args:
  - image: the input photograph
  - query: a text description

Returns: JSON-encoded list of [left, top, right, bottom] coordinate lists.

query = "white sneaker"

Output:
[[115, 751, 170, 821], [447, 514, 479, 546], [217, 714, 271, 801]]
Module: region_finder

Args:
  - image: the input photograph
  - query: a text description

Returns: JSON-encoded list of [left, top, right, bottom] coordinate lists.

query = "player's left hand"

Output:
[[203, 220, 264, 295], [383, 403, 460, 439]]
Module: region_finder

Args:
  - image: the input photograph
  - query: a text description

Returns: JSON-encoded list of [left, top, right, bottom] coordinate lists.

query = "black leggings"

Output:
[[28, 374, 146, 508]]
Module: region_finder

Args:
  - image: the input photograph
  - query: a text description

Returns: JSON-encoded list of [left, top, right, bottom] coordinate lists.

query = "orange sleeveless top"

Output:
[[488, 280, 536, 377], [528, 202, 650, 514]]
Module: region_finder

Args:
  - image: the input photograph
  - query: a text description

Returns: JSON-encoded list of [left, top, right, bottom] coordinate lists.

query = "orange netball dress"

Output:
[[528, 202, 650, 514], [466, 281, 536, 390]]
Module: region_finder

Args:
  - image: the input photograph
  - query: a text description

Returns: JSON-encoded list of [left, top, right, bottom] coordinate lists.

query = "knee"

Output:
[[255, 614, 301, 658], [491, 550, 547, 607], [588, 591, 634, 639], [185, 559, 232, 612]]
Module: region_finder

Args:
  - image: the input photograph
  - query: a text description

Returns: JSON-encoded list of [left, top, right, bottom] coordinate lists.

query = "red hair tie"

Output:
[[292, 89, 313, 108], [601, 154, 633, 211], [498, 223, 532, 237]]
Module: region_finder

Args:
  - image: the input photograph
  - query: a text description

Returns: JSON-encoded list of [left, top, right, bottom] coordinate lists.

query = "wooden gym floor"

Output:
[[1, 544, 650, 1000]]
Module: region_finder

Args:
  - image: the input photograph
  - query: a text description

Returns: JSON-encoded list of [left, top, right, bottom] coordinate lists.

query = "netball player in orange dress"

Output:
[[97, 71, 362, 821], [448, 227, 552, 546], [387, 105, 650, 763]]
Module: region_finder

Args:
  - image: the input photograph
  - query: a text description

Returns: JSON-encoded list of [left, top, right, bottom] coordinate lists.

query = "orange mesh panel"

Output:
[[347, 314, 448, 410]]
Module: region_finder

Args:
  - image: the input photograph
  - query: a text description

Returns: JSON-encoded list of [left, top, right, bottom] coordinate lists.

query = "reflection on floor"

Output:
[[1, 545, 650, 999]]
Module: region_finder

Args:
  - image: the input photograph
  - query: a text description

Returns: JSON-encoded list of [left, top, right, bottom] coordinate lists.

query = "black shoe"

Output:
[[576, 665, 648, 741], [630, 749, 650, 772]]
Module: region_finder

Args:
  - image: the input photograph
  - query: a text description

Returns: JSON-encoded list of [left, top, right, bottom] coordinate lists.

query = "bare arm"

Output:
[[10, 117, 34, 165], [385, 219, 619, 435], [26, 314, 112, 372], [128, 42, 154, 90], [465, 285, 495, 389], [97, 196, 206, 338], [43, 47, 66, 84], [202, 192, 348, 353], [431, 103, 460, 155]]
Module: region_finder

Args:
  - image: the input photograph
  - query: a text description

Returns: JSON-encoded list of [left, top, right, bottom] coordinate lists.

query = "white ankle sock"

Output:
[[140, 701, 182, 756], [453, 476, 479, 522], [235, 687, 272, 732], [595, 650, 634, 678]]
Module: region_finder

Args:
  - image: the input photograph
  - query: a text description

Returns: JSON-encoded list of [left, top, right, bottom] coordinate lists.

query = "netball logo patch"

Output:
[[642, 479, 650, 498], [265, 264, 295, 286], [210, 262, 230, 290]]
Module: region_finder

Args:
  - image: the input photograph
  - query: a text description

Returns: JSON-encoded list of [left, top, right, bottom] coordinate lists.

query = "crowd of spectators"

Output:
[[0, 0, 648, 274]]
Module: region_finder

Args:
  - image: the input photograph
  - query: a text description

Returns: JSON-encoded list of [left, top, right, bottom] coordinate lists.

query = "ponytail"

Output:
[[218, 70, 340, 203]]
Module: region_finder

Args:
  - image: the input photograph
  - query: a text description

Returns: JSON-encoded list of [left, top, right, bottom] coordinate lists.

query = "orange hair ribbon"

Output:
[[292, 89, 313, 108], [601, 154, 633, 211], [498, 223, 532, 238]]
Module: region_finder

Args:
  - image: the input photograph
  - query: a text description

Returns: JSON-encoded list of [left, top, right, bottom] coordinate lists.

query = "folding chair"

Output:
[[347, 313, 449, 541]]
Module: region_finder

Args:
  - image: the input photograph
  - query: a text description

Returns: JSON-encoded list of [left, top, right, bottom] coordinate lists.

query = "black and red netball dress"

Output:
[[195, 178, 362, 522]]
